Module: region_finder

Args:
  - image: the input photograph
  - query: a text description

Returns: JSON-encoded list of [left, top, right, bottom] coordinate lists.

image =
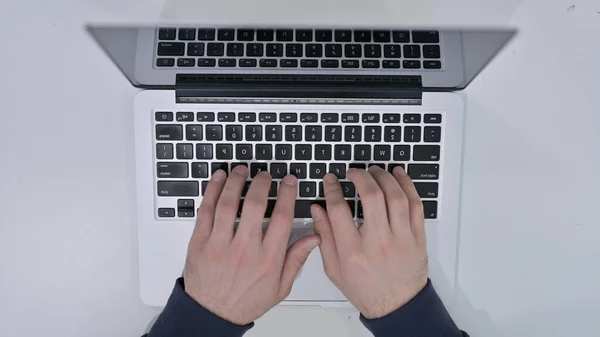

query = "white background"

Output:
[[1, 0, 600, 336]]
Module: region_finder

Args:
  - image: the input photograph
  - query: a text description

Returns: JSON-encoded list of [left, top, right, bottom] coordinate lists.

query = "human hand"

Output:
[[312, 166, 428, 319], [183, 166, 321, 325]]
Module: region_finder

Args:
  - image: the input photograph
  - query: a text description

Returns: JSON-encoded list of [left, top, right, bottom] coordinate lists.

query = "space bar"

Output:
[[294, 200, 356, 218]]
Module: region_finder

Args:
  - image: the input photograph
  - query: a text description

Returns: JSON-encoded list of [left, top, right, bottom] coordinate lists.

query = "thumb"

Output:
[[277, 235, 321, 300]]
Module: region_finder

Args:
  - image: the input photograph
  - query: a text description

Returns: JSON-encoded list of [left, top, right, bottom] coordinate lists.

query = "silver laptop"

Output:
[[88, 24, 515, 307]]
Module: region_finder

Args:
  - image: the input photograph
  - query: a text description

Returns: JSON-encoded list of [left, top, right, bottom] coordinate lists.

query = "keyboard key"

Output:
[[414, 145, 440, 161], [207, 43, 225, 56], [280, 59, 298, 67], [285, 125, 302, 141], [211, 162, 229, 175], [236, 144, 253, 160], [201, 181, 209, 195], [265, 125, 282, 141], [364, 44, 381, 58], [345, 44, 362, 58], [178, 208, 195, 218], [415, 182, 438, 198], [403, 114, 421, 123], [299, 182, 317, 197], [159, 28, 176, 40], [403, 60, 421, 69], [424, 114, 442, 124], [266, 43, 284, 57], [246, 43, 264, 57], [218, 58, 235, 68], [354, 30, 371, 42], [156, 143, 174, 159], [408, 164, 439, 180], [423, 201, 438, 219], [256, 144, 273, 160], [424, 61, 442, 69], [198, 28, 216, 40], [306, 44, 323, 57], [423, 45, 441, 59], [369, 163, 386, 170], [276, 29, 294, 41], [226, 43, 244, 56], [324, 126, 342, 142], [205, 125, 223, 140], [245, 125, 262, 141], [335, 145, 351, 160], [300, 113, 318, 123], [383, 60, 401, 68], [197, 58, 216, 67], [349, 163, 366, 169], [156, 58, 175, 67], [257, 29, 274, 41], [357, 201, 363, 218], [424, 126, 441, 142], [156, 124, 183, 140], [341, 113, 359, 123], [260, 59, 277, 67], [157, 162, 188, 178], [321, 114, 339, 123], [295, 144, 312, 160], [275, 144, 292, 160], [157, 42, 185, 56], [217, 112, 235, 122], [250, 163, 268, 177], [388, 163, 405, 174], [296, 29, 313, 41], [321, 60, 339, 68], [325, 44, 342, 57], [384, 126, 402, 142], [259, 113, 277, 122], [392, 30, 410, 42], [373, 145, 391, 161], [197, 112, 215, 122], [394, 145, 411, 161], [157, 181, 199, 197], [413, 30, 439, 43], [342, 60, 360, 68], [196, 144, 213, 159], [335, 30, 352, 42], [362, 114, 380, 123], [286, 43, 303, 57], [365, 126, 382, 142], [216, 144, 233, 159], [315, 145, 332, 160], [404, 45, 421, 58], [404, 126, 421, 142], [301, 59, 319, 68], [186, 125, 203, 140], [362, 60, 380, 68], [341, 182, 356, 197], [217, 28, 235, 41], [187, 43, 205, 56], [316, 29, 333, 42], [156, 111, 173, 122], [176, 112, 194, 122], [191, 162, 209, 178], [354, 145, 371, 161], [280, 113, 297, 122], [269, 182, 278, 198], [345, 126, 362, 142], [270, 163, 287, 178], [383, 113, 401, 123], [176, 58, 194, 67], [178, 28, 196, 40], [290, 163, 307, 179], [329, 163, 346, 179], [384, 44, 401, 58], [238, 113, 256, 122], [158, 208, 175, 217], [373, 30, 391, 42], [237, 29, 255, 41], [305, 126, 322, 141]]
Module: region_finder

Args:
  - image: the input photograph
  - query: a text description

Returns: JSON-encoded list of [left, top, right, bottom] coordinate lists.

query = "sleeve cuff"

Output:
[[359, 279, 465, 337], [147, 278, 253, 337]]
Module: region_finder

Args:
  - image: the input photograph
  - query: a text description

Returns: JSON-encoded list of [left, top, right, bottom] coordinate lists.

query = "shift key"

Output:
[[157, 181, 199, 196], [408, 164, 439, 180]]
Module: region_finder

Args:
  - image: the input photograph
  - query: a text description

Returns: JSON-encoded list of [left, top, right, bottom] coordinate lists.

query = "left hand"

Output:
[[183, 166, 321, 325]]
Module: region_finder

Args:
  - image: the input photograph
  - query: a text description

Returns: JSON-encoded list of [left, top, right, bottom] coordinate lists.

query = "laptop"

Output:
[[87, 24, 516, 307]]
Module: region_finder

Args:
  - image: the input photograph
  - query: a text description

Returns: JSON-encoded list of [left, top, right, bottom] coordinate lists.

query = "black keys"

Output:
[[413, 30, 439, 43], [216, 144, 233, 159], [364, 44, 381, 58], [315, 145, 332, 160], [423, 201, 438, 219], [404, 45, 421, 58], [156, 111, 173, 122], [403, 60, 421, 69], [384, 44, 401, 58], [176, 112, 194, 121], [250, 163, 268, 177], [260, 59, 278, 67], [259, 113, 277, 122], [423, 45, 441, 59], [196, 144, 213, 159], [316, 29, 333, 42], [354, 145, 371, 161], [238, 113, 256, 122], [187, 43, 205, 56], [285, 125, 302, 141], [305, 126, 322, 141], [342, 60, 360, 68], [157, 42, 185, 56], [237, 29, 254, 41], [299, 182, 317, 197], [383, 60, 401, 69], [178, 28, 196, 40], [266, 43, 284, 57], [231, 163, 248, 172], [362, 114, 380, 123], [384, 126, 402, 142], [341, 113, 359, 123], [157, 181, 199, 197], [158, 208, 175, 218], [177, 58, 195, 67], [159, 28, 176, 40], [211, 162, 229, 175], [286, 44, 303, 57], [156, 124, 183, 140], [334, 145, 352, 160], [325, 126, 342, 142], [325, 44, 342, 57], [207, 43, 225, 56], [198, 28, 216, 40], [270, 163, 287, 178], [257, 29, 274, 41], [404, 114, 421, 123], [392, 30, 410, 42], [176, 208, 194, 217], [281, 59, 298, 68], [186, 125, 203, 140], [191, 162, 209, 178], [373, 145, 391, 161], [349, 163, 366, 169], [357, 201, 363, 219], [245, 125, 262, 141], [354, 30, 371, 42], [335, 30, 352, 42], [246, 43, 264, 57], [290, 163, 307, 179], [365, 126, 382, 142], [217, 28, 235, 41], [415, 182, 438, 198], [295, 144, 312, 160], [424, 126, 441, 142], [276, 29, 294, 41], [177, 199, 195, 218], [394, 145, 411, 161], [369, 163, 386, 170], [156, 58, 175, 67], [329, 163, 346, 179], [414, 145, 440, 161], [388, 163, 405, 174], [345, 44, 362, 58], [205, 125, 223, 140], [236, 144, 253, 160], [321, 114, 339, 123], [345, 126, 362, 142], [280, 113, 298, 123], [256, 144, 273, 160], [362, 60, 380, 68], [424, 61, 442, 69], [226, 43, 244, 56], [266, 125, 282, 141], [275, 144, 292, 160], [322, 60, 339, 68], [157, 162, 188, 178], [201, 181, 209, 196], [374, 30, 391, 42], [306, 44, 323, 57], [300, 113, 318, 123], [383, 113, 401, 123], [404, 126, 421, 142], [340, 182, 356, 197], [156, 143, 174, 159], [269, 182, 278, 198], [424, 114, 442, 124], [408, 164, 439, 180], [197, 58, 216, 67], [296, 29, 313, 41], [301, 59, 319, 68]]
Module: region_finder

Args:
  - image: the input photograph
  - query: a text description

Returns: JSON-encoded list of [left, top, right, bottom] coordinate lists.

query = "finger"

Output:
[[188, 170, 227, 250], [263, 175, 298, 258], [236, 171, 272, 242], [277, 234, 321, 301], [311, 204, 341, 282], [367, 165, 411, 234], [347, 168, 390, 235], [212, 165, 248, 240], [323, 173, 361, 254], [393, 166, 426, 244]]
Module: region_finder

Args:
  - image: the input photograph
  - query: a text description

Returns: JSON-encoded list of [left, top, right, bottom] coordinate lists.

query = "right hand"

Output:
[[311, 166, 429, 319]]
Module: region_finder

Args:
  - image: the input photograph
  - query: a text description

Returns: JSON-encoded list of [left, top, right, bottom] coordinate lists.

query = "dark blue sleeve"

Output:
[[144, 278, 253, 337], [360, 279, 468, 337]]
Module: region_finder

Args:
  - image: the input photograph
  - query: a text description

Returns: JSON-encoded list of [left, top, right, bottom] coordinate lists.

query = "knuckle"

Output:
[[197, 203, 214, 218]]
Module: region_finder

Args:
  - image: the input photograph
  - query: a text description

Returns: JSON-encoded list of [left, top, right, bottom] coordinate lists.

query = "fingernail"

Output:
[[212, 170, 227, 181], [233, 164, 249, 175], [394, 166, 407, 176], [324, 173, 338, 183], [282, 174, 297, 185], [368, 165, 383, 171], [311, 204, 322, 221]]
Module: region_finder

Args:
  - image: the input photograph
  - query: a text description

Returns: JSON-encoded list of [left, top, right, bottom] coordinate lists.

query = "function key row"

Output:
[[159, 28, 439, 43]]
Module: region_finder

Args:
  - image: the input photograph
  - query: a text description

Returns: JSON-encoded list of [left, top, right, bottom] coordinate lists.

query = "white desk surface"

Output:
[[1, 0, 599, 336]]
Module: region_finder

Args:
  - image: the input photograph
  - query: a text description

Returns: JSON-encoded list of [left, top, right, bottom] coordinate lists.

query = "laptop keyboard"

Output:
[[154, 107, 443, 220], [155, 28, 443, 70]]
